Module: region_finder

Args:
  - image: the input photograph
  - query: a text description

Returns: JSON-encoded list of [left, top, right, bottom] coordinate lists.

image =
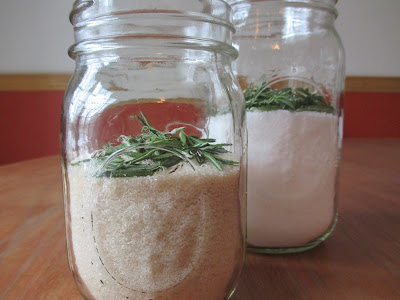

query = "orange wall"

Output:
[[0, 90, 399, 166], [0, 91, 63, 165], [343, 92, 400, 138]]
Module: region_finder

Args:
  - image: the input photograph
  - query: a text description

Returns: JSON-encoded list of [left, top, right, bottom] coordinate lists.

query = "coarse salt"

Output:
[[67, 163, 244, 299], [246, 110, 339, 247]]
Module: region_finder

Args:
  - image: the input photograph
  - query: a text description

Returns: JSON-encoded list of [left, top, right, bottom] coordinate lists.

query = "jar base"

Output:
[[247, 214, 338, 254]]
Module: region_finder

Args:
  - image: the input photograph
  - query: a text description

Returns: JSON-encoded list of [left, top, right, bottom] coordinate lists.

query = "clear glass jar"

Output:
[[227, 0, 345, 253], [61, 1, 246, 299]]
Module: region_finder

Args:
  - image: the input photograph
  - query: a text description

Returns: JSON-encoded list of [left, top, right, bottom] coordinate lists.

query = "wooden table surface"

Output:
[[1, 139, 400, 300]]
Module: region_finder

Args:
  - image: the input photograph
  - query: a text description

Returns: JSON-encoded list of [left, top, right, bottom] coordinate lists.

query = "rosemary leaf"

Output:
[[74, 112, 238, 177], [244, 80, 335, 113], [203, 151, 223, 171]]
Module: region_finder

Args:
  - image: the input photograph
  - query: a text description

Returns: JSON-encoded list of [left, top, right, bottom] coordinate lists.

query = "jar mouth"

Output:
[[70, 0, 234, 26], [69, 0, 236, 56], [226, 0, 337, 5], [227, 0, 338, 16]]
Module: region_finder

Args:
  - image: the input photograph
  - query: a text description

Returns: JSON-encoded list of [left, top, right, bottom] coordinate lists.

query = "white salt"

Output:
[[67, 163, 244, 299], [247, 110, 339, 247]]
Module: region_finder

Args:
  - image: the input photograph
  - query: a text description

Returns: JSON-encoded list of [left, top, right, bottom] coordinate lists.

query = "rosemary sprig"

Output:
[[76, 112, 238, 177], [244, 80, 335, 113]]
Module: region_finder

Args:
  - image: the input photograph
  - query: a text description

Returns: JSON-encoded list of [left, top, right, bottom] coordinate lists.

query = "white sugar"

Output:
[[247, 110, 339, 247], [67, 163, 244, 299]]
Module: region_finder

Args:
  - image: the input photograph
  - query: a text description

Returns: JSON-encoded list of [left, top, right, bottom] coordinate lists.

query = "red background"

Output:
[[1, 90, 399, 165]]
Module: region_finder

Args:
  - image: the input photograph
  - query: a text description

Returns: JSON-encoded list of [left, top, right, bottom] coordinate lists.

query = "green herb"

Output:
[[75, 112, 238, 177], [244, 80, 335, 113]]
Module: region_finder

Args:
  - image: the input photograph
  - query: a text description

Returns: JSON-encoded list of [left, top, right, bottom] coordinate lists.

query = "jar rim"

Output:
[[226, 0, 337, 5], [227, 0, 338, 18], [227, 0, 338, 12], [69, 0, 236, 57], [70, 0, 234, 29]]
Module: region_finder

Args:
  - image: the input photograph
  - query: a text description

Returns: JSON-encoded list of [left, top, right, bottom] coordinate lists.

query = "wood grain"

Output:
[[1, 139, 400, 300], [0, 74, 71, 91], [345, 76, 400, 93], [0, 74, 400, 93]]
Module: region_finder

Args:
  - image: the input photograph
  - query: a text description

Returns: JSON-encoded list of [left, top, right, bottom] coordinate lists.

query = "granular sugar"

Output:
[[68, 163, 244, 299], [247, 110, 339, 247]]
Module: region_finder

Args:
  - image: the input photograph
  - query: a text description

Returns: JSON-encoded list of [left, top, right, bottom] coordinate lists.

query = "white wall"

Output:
[[0, 0, 399, 76], [0, 1, 74, 73], [336, 0, 400, 76]]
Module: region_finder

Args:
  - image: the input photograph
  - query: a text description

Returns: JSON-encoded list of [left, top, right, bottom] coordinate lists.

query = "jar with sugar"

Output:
[[227, 0, 345, 253], [61, 0, 246, 298]]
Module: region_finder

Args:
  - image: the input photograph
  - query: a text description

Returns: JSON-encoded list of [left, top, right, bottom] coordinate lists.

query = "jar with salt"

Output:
[[227, 0, 345, 253], [61, 0, 246, 298]]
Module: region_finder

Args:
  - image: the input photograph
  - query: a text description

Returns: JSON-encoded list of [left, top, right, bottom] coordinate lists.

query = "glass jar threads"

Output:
[[228, 0, 345, 253], [61, 0, 246, 298]]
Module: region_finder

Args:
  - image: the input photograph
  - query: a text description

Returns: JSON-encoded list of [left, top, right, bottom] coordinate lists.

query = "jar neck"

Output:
[[71, 38, 237, 64], [73, 46, 236, 73], [231, 0, 337, 38]]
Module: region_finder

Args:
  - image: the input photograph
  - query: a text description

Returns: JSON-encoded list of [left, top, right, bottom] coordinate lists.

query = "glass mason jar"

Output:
[[61, 1, 246, 299], [227, 0, 345, 253]]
